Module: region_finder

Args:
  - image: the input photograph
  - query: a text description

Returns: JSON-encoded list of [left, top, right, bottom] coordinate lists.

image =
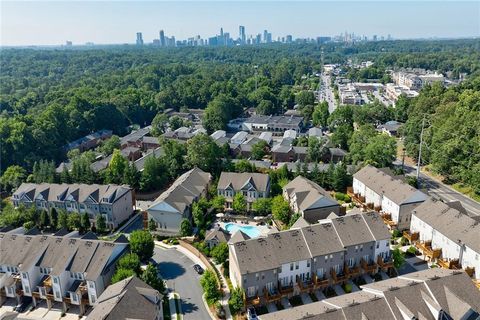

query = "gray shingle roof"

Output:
[[412, 198, 480, 252], [331, 214, 376, 247], [284, 176, 339, 212], [87, 276, 161, 320], [217, 172, 270, 193], [353, 165, 427, 205]]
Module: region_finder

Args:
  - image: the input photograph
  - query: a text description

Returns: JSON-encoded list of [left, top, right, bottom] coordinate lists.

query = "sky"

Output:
[[1, 1, 479, 46]]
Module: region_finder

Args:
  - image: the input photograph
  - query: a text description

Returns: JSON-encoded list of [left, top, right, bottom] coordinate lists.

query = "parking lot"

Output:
[[0, 299, 85, 320]]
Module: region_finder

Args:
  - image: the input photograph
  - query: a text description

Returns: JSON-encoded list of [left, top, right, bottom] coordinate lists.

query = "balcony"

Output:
[[377, 256, 394, 270], [380, 213, 397, 228], [437, 258, 460, 270], [344, 263, 361, 278], [244, 293, 261, 307], [415, 241, 442, 260], [330, 268, 347, 284], [361, 258, 377, 274], [403, 231, 419, 243], [296, 278, 314, 293], [42, 276, 52, 288], [347, 187, 366, 204], [263, 287, 281, 303], [313, 274, 330, 289], [465, 267, 475, 278], [374, 205, 382, 212], [278, 284, 294, 295]]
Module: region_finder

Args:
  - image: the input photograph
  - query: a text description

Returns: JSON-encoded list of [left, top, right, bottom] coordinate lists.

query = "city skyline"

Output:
[[1, 1, 479, 46]]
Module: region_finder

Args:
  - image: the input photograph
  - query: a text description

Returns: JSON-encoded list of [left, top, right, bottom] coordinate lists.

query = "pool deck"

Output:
[[216, 220, 277, 238]]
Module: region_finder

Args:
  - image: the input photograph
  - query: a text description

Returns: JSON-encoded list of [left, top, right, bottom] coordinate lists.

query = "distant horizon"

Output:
[[1, 1, 479, 46]]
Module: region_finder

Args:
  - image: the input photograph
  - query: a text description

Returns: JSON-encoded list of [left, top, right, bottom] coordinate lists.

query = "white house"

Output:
[[352, 165, 427, 230], [410, 199, 480, 279]]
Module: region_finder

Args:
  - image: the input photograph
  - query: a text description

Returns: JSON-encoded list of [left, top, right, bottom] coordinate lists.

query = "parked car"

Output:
[[15, 296, 32, 313], [247, 307, 258, 320], [193, 264, 204, 274]]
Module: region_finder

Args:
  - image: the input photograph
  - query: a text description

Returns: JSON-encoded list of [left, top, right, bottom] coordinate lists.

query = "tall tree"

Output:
[[129, 230, 154, 261], [0, 165, 27, 193], [106, 149, 128, 184], [186, 134, 223, 174]]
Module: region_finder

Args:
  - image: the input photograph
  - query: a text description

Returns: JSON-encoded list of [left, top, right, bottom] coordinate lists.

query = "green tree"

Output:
[[331, 124, 353, 150], [151, 113, 169, 136], [57, 210, 68, 229], [307, 137, 328, 162], [392, 248, 406, 269], [142, 263, 165, 293], [81, 212, 91, 232], [96, 214, 107, 233], [186, 134, 223, 174], [200, 270, 220, 305], [106, 149, 128, 184], [211, 242, 229, 264], [211, 195, 225, 213], [117, 253, 142, 275], [169, 116, 184, 130], [67, 212, 81, 230], [251, 140, 269, 160], [228, 287, 245, 315], [140, 156, 168, 192], [256, 100, 276, 115], [180, 218, 193, 236], [349, 125, 396, 167], [312, 101, 329, 127], [32, 160, 57, 183], [232, 193, 247, 214], [295, 90, 315, 106], [271, 195, 291, 224], [234, 159, 256, 173], [123, 162, 140, 189], [111, 268, 135, 284], [330, 163, 350, 192], [39, 210, 48, 229], [99, 135, 121, 156], [203, 94, 241, 133], [0, 165, 27, 193], [49, 208, 58, 230], [148, 218, 157, 231], [129, 230, 155, 261], [252, 198, 272, 216]]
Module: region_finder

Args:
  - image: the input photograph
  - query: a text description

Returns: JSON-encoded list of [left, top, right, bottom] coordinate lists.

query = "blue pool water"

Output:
[[224, 223, 261, 238]]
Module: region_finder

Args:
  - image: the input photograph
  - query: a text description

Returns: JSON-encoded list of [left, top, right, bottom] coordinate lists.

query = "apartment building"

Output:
[[229, 212, 391, 306], [409, 198, 480, 279], [283, 176, 341, 223], [87, 276, 163, 320], [351, 165, 428, 230], [0, 229, 128, 314], [147, 168, 211, 235], [260, 268, 480, 320], [217, 172, 270, 211], [12, 183, 134, 229]]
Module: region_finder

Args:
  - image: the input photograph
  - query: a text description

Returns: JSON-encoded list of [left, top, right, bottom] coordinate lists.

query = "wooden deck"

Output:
[[415, 241, 442, 260], [330, 268, 347, 284], [403, 231, 419, 243], [361, 258, 377, 274], [437, 258, 461, 270], [377, 256, 394, 270]]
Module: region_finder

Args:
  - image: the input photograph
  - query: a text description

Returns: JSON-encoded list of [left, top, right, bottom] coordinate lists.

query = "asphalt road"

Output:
[[318, 74, 337, 113], [397, 161, 480, 216], [153, 246, 211, 320]]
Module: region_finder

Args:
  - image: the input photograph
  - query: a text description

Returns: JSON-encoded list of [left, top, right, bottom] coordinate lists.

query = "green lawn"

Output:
[[451, 183, 480, 202]]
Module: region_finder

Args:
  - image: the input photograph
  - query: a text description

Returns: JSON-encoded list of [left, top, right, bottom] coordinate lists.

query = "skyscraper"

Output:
[[263, 30, 268, 43], [239, 25, 246, 44], [136, 32, 143, 46], [159, 30, 166, 47]]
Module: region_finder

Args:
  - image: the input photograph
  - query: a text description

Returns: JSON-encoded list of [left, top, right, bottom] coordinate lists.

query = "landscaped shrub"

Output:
[[342, 283, 352, 293], [335, 192, 346, 201], [391, 229, 402, 239]]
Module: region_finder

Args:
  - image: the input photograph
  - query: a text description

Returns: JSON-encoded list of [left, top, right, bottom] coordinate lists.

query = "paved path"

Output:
[[153, 244, 211, 320]]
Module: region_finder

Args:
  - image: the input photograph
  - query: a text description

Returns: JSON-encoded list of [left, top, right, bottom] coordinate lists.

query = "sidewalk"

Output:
[[214, 262, 233, 320], [169, 292, 182, 320]]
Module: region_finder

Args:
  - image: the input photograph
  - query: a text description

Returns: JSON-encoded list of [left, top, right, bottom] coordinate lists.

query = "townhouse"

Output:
[[64, 130, 112, 153], [283, 176, 341, 223], [87, 276, 163, 320], [12, 183, 134, 229], [351, 165, 428, 230], [217, 172, 270, 211], [0, 229, 128, 314], [260, 268, 480, 320], [409, 198, 480, 279], [147, 168, 211, 235], [229, 212, 391, 306]]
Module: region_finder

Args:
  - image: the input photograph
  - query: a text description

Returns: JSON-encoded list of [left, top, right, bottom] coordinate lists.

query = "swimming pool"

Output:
[[224, 223, 262, 238]]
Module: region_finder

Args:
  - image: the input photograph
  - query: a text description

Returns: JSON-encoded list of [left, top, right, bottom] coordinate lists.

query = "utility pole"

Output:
[[416, 116, 426, 185], [254, 65, 258, 91], [401, 147, 406, 173]]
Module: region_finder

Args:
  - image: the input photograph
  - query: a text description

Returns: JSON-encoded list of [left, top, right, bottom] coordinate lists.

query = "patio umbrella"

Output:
[[216, 213, 225, 218], [253, 216, 263, 221]]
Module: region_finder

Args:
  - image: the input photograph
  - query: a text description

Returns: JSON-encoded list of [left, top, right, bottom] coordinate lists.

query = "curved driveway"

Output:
[[153, 246, 211, 320]]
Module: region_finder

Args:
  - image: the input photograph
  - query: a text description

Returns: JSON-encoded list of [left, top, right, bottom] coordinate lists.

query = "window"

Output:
[[255, 273, 259, 281], [89, 282, 94, 289], [25, 286, 30, 294], [324, 256, 328, 262], [307, 260, 310, 268], [22, 273, 27, 279], [90, 296, 96, 304], [290, 263, 294, 271], [53, 277, 58, 284], [376, 243, 380, 249], [295, 262, 299, 270]]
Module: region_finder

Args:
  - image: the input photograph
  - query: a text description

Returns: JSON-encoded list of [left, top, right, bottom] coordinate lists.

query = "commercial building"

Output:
[[259, 268, 480, 320], [87, 276, 163, 320], [147, 168, 211, 235], [409, 198, 480, 279], [283, 176, 341, 223], [217, 172, 270, 211], [350, 165, 427, 230], [0, 229, 129, 314], [241, 115, 304, 135], [12, 183, 134, 229], [136, 32, 143, 46], [229, 212, 392, 306]]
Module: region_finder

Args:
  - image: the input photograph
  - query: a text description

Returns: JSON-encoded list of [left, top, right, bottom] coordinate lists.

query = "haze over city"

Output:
[[1, 1, 479, 46]]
